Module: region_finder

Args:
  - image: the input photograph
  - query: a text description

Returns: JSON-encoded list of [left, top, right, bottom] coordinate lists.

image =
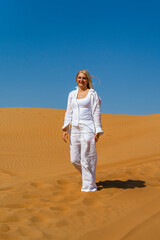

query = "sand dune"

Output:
[[0, 107, 160, 240]]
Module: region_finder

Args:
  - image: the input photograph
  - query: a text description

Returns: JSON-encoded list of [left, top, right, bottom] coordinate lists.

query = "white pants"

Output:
[[70, 124, 97, 192]]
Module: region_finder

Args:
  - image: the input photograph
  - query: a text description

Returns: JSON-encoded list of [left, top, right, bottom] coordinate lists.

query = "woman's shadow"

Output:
[[96, 179, 146, 191]]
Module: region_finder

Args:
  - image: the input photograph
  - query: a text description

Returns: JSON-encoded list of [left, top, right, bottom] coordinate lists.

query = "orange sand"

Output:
[[0, 107, 160, 240]]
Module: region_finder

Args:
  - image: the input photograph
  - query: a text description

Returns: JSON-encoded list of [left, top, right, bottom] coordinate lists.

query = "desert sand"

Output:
[[0, 107, 160, 240]]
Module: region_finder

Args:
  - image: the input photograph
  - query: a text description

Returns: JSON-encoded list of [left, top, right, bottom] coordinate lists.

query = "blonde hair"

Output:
[[76, 70, 93, 89]]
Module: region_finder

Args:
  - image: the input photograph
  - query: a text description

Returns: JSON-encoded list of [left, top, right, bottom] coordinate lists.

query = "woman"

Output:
[[62, 70, 103, 192]]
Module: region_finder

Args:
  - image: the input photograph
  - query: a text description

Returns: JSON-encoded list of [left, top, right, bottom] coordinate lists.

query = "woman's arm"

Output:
[[92, 93, 103, 136], [62, 92, 73, 132], [62, 92, 73, 142]]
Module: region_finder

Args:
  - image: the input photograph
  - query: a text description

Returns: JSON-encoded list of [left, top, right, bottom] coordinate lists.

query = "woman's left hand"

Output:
[[94, 133, 100, 143]]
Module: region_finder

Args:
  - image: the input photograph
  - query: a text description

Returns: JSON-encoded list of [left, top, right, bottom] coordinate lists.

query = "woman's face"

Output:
[[76, 73, 88, 89]]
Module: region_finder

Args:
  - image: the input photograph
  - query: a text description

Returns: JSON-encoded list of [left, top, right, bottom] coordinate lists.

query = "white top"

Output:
[[74, 93, 95, 133], [77, 94, 93, 121]]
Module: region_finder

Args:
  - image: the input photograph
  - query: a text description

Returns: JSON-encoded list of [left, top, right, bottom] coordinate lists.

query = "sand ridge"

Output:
[[0, 107, 160, 240]]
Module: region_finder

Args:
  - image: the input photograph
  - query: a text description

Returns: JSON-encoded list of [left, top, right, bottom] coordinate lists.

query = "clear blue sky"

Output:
[[0, 0, 159, 114]]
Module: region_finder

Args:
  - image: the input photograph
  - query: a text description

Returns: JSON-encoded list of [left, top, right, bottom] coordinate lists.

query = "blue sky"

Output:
[[0, 0, 159, 114]]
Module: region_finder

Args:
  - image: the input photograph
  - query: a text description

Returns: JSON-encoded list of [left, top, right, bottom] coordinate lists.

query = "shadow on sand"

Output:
[[96, 179, 146, 191]]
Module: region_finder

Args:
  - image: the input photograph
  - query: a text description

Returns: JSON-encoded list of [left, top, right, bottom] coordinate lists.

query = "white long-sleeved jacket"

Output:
[[62, 87, 103, 135]]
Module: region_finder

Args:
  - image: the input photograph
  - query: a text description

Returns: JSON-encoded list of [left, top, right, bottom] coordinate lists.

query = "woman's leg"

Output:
[[81, 132, 97, 192], [70, 133, 82, 173]]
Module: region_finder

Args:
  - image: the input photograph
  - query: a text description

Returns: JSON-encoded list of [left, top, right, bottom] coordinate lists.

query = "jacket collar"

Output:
[[75, 86, 95, 93]]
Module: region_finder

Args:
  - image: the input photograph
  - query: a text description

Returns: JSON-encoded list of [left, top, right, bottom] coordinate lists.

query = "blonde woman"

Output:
[[62, 70, 103, 192]]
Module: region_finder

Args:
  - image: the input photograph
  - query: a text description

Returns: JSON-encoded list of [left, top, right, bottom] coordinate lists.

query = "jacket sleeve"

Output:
[[62, 92, 73, 131], [92, 93, 103, 135]]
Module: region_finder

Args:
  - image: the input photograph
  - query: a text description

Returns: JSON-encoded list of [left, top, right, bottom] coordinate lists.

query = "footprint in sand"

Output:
[[63, 194, 80, 203], [40, 198, 50, 202], [30, 181, 46, 188], [56, 178, 79, 192], [82, 197, 98, 206], [57, 179, 69, 184], [56, 219, 68, 227], [0, 169, 16, 177], [2, 214, 21, 223], [50, 206, 68, 212], [57, 179, 72, 186], [3, 204, 31, 209], [30, 215, 48, 224], [0, 186, 14, 191], [74, 210, 85, 217], [22, 192, 32, 199], [52, 190, 64, 197], [0, 223, 10, 232], [17, 226, 43, 239]]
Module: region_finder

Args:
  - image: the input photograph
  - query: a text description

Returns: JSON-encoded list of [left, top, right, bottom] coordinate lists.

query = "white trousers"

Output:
[[70, 124, 97, 192]]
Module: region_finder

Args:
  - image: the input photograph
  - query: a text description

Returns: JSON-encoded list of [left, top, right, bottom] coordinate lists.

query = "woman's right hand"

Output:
[[62, 131, 69, 143]]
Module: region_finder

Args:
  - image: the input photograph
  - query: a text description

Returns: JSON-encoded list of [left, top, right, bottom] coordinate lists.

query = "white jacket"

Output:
[[62, 87, 103, 135]]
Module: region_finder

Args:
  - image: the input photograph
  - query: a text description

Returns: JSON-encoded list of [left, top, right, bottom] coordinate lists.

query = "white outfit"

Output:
[[62, 87, 103, 192]]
